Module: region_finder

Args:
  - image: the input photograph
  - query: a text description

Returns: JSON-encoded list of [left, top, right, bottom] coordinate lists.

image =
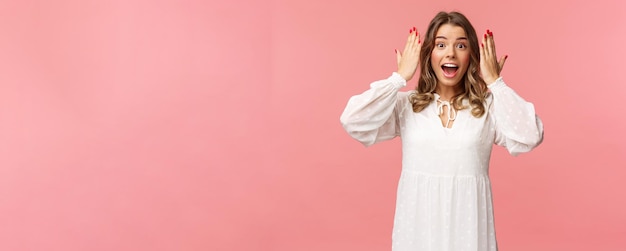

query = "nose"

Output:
[[445, 46, 456, 58]]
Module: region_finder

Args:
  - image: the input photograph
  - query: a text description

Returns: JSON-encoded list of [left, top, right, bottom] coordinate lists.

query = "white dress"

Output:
[[340, 72, 544, 251]]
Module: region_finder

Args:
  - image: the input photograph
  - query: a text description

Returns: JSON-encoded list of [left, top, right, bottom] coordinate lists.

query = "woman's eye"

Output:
[[456, 43, 466, 49], [436, 43, 445, 48]]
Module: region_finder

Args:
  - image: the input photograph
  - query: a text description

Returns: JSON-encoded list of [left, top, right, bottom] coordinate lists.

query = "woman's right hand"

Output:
[[396, 27, 422, 81]]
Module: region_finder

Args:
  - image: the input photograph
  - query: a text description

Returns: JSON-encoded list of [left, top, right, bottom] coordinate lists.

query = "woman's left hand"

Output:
[[479, 29, 507, 85]]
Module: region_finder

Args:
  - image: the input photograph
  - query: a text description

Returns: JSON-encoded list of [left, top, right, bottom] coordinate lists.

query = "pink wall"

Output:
[[0, 0, 624, 250]]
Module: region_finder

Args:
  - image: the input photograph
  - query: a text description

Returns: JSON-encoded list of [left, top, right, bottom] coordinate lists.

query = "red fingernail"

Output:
[[409, 28, 412, 33], [487, 29, 490, 34], [505, 55, 508, 59], [481, 43, 484, 47], [484, 34, 487, 39]]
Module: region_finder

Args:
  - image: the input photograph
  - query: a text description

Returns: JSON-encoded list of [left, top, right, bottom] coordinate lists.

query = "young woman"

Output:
[[340, 11, 544, 251]]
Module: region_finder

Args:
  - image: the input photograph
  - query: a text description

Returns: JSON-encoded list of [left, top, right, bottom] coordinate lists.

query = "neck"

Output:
[[435, 84, 462, 101]]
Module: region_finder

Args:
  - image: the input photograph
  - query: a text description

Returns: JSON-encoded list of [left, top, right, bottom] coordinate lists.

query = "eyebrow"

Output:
[[435, 36, 468, 40]]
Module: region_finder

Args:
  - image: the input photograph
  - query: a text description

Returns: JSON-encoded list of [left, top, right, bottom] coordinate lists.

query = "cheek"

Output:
[[430, 50, 442, 69], [463, 54, 471, 64], [430, 50, 442, 62], [459, 52, 471, 70]]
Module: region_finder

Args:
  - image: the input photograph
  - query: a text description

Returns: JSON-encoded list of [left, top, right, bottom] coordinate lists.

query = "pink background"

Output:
[[0, 0, 625, 250]]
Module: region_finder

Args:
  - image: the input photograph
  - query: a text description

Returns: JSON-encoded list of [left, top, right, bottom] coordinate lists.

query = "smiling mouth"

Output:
[[441, 63, 459, 78]]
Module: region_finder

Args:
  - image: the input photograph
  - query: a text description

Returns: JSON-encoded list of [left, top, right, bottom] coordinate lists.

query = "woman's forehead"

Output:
[[435, 24, 467, 38]]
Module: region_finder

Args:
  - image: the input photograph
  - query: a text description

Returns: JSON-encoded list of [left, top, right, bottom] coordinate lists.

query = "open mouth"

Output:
[[441, 63, 459, 78]]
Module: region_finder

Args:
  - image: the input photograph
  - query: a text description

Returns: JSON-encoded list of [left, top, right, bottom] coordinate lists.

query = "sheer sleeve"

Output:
[[488, 77, 544, 156], [340, 72, 410, 147]]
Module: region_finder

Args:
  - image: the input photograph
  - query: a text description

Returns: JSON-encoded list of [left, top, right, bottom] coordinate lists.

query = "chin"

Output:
[[436, 77, 463, 87]]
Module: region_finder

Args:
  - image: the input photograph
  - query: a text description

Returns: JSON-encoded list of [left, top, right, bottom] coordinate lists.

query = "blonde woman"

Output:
[[340, 11, 544, 251]]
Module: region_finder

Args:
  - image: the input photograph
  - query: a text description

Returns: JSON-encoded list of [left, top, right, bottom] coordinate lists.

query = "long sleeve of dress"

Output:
[[488, 77, 544, 156], [340, 72, 409, 147]]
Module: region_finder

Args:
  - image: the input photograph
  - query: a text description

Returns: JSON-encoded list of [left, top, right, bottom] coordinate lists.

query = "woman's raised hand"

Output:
[[396, 27, 421, 81], [479, 29, 507, 85]]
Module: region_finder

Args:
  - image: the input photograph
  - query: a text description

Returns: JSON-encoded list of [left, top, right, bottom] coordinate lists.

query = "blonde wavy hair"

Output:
[[409, 11, 489, 117]]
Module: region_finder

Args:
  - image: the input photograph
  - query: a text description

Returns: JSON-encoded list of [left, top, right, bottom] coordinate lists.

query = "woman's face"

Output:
[[430, 23, 471, 88]]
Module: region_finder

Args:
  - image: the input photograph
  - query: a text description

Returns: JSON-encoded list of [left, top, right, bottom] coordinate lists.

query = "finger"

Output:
[[414, 34, 422, 65], [480, 33, 486, 60], [396, 49, 402, 66], [481, 32, 488, 56], [416, 33, 422, 54], [404, 28, 416, 53], [415, 30, 421, 46], [488, 30, 497, 57], [485, 30, 494, 57], [408, 30, 419, 54], [498, 54, 508, 73]]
